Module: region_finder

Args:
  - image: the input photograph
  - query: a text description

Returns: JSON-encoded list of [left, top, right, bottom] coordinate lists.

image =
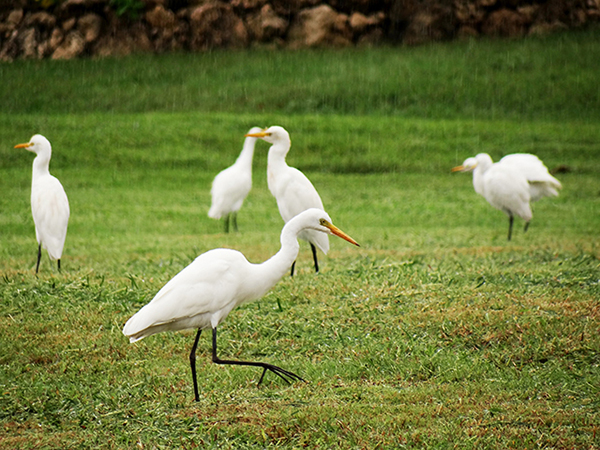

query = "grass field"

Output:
[[1, 28, 599, 448]]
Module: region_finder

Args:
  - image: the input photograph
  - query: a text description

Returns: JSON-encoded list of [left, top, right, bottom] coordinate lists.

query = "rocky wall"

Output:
[[0, 0, 598, 60]]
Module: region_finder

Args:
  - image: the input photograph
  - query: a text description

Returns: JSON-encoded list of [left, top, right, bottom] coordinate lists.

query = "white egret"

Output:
[[452, 153, 561, 240], [208, 127, 262, 233], [15, 135, 70, 273], [123, 208, 359, 402], [245, 126, 326, 276]]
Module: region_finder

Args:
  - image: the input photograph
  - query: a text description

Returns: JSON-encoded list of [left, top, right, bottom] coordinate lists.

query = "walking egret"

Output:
[[123, 208, 359, 402], [245, 126, 326, 276], [208, 127, 262, 233], [452, 153, 561, 240], [15, 135, 70, 273]]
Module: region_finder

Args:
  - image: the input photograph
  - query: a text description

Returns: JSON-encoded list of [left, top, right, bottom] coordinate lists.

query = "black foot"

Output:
[[256, 362, 305, 386]]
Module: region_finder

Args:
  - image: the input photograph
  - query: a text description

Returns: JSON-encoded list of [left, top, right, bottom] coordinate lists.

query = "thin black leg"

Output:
[[189, 329, 203, 402], [57, 259, 61, 272], [524, 221, 530, 233], [507, 215, 514, 241], [211, 328, 304, 386], [290, 260, 296, 277], [232, 212, 238, 232], [224, 214, 230, 234], [310, 243, 319, 273], [35, 244, 41, 274]]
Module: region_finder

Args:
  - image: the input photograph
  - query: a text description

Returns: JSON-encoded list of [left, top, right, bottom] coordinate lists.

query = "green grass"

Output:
[[1, 28, 599, 448], [1, 28, 599, 121]]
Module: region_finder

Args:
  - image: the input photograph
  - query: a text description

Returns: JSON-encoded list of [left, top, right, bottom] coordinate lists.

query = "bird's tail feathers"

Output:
[[38, 234, 65, 261], [207, 207, 222, 219]]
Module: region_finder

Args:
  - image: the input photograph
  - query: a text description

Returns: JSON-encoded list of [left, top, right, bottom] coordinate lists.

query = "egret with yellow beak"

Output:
[[123, 208, 359, 402], [452, 153, 561, 240], [246, 126, 327, 276], [15, 135, 70, 273]]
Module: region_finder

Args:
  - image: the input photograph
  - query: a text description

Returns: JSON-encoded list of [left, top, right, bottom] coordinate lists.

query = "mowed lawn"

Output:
[[0, 28, 599, 448]]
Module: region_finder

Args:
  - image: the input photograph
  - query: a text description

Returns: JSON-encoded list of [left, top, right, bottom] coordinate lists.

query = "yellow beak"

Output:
[[451, 165, 464, 172], [324, 221, 360, 247], [15, 142, 33, 149], [245, 130, 269, 138]]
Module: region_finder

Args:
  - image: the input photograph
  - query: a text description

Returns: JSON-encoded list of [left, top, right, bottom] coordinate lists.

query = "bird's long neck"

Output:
[[267, 141, 291, 190], [256, 219, 302, 286], [267, 140, 291, 170], [32, 152, 51, 182], [476, 155, 493, 174], [472, 169, 484, 196], [472, 156, 493, 196], [235, 137, 257, 171]]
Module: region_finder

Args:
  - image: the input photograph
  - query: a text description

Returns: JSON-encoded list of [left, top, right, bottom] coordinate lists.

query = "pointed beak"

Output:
[[324, 222, 360, 247], [245, 130, 269, 138], [451, 165, 464, 172], [15, 142, 33, 149]]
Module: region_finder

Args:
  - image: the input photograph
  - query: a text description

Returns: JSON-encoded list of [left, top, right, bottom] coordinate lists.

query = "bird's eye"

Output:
[[319, 219, 326, 226]]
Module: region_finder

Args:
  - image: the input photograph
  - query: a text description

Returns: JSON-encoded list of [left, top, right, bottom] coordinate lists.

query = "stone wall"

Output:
[[1, 0, 598, 60]]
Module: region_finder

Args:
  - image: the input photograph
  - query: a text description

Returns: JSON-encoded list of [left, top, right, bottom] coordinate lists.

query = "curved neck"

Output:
[[32, 153, 51, 180], [255, 219, 302, 287], [267, 139, 291, 167], [472, 169, 484, 195], [235, 137, 257, 169], [475, 154, 493, 174]]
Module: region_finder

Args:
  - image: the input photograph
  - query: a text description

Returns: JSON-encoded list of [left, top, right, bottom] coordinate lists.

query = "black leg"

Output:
[[35, 244, 41, 274], [524, 221, 530, 233], [310, 244, 319, 273], [211, 328, 304, 386], [189, 329, 203, 402], [290, 260, 296, 277], [507, 215, 514, 241], [57, 259, 61, 272], [224, 214, 230, 234], [232, 212, 238, 233]]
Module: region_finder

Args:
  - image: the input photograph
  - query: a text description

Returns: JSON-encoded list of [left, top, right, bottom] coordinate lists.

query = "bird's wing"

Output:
[[209, 165, 252, 218], [500, 154, 562, 188], [123, 249, 246, 338], [31, 175, 70, 259], [269, 167, 329, 251], [499, 153, 542, 166], [272, 167, 325, 223], [484, 166, 532, 221]]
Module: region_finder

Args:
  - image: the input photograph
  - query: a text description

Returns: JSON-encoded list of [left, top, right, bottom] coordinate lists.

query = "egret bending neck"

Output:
[[256, 219, 303, 287], [32, 154, 51, 180]]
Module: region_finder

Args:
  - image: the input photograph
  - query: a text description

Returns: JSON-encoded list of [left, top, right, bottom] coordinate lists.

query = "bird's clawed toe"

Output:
[[257, 363, 305, 386]]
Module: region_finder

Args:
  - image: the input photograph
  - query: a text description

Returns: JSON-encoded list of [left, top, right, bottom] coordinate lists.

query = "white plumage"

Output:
[[245, 126, 327, 275], [208, 126, 262, 233], [452, 153, 561, 240], [496, 153, 562, 201], [123, 208, 359, 401], [15, 135, 70, 273]]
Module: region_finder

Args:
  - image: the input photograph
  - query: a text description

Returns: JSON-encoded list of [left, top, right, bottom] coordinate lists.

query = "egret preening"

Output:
[[245, 126, 327, 276], [208, 127, 262, 233], [123, 208, 359, 402], [452, 153, 561, 240], [15, 135, 70, 273]]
